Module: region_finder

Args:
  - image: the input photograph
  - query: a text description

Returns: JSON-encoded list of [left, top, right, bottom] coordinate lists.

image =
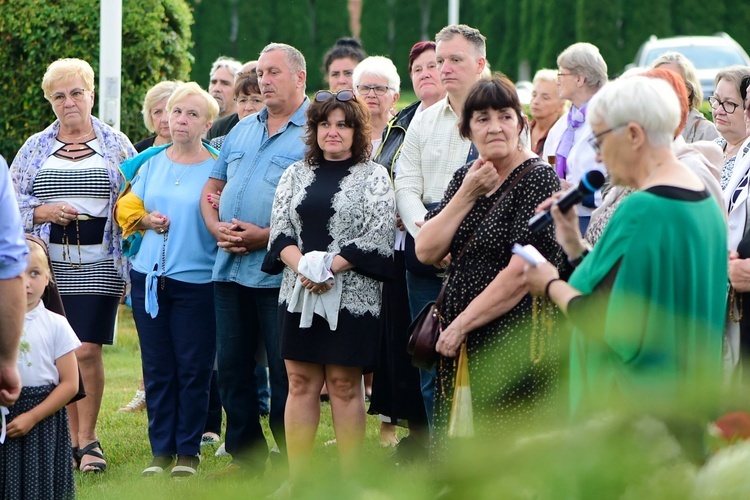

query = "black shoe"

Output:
[[390, 435, 428, 464]]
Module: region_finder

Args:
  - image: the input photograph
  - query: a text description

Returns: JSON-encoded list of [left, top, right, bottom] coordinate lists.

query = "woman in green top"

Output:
[[523, 76, 726, 431]]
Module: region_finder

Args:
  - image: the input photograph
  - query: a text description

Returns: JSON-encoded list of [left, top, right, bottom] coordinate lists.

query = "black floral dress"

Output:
[[426, 158, 564, 443]]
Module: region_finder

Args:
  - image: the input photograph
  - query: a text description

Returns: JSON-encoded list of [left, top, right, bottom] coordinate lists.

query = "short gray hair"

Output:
[[588, 77, 680, 148], [210, 56, 242, 79], [557, 43, 608, 90], [260, 43, 307, 75], [435, 24, 486, 58], [714, 65, 750, 101], [352, 56, 400, 93], [532, 69, 558, 85]]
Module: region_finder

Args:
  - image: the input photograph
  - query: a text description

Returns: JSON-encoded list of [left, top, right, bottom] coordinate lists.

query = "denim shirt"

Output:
[[210, 98, 309, 287], [0, 157, 28, 279]]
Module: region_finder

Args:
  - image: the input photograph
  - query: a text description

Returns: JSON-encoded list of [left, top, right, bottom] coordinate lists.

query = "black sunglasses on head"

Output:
[[314, 89, 355, 103]]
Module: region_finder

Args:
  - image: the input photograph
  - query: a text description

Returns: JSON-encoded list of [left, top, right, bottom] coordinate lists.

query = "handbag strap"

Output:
[[434, 158, 542, 308]]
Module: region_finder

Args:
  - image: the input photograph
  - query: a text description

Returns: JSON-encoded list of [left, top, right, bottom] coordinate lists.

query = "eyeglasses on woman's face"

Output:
[[49, 88, 89, 105], [314, 89, 356, 103], [708, 95, 740, 114], [355, 85, 392, 96], [587, 124, 627, 154]]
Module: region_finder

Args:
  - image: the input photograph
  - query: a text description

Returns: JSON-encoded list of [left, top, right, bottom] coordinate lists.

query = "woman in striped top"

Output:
[[11, 58, 136, 473]]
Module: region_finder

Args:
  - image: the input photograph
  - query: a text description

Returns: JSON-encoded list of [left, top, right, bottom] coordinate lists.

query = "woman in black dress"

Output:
[[262, 90, 395, 483], [416, 76, 564, 445]]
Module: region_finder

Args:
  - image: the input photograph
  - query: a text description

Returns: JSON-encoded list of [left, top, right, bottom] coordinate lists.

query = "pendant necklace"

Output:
[[168, 145, 203, 186]]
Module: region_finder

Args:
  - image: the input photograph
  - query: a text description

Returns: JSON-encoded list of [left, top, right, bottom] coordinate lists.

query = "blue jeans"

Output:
[[130, 270, 215, 457], [405, 270, 443, 430], [257, 366, 270, 415], [204, 367, 272, 435], [213, 282, 287, 468]]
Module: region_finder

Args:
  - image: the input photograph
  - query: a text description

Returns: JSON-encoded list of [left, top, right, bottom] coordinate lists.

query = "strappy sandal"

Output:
[[72, 446, 80, 469], [78, 440, 107, 473]]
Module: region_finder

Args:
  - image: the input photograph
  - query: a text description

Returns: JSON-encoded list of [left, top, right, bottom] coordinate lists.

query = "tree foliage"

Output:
[[5, 0, 750, 164], [0, 0, 193, 161]]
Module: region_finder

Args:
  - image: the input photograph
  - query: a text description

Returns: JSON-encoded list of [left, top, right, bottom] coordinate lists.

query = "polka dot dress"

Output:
[[426, 159, 564, 448], [0, 385, 75, 499]]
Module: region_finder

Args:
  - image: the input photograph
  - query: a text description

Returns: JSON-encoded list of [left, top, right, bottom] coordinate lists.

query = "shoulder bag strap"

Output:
[[434, 159, 541, 308]]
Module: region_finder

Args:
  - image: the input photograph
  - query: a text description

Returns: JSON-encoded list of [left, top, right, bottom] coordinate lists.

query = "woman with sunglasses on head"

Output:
[[262, 90, 395, 485], [708, 66, 750, 189], [10, 58, 136, 474]]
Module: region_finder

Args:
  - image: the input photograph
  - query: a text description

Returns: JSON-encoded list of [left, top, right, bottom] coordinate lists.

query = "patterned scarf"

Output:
[[555, 103, 587, 178]]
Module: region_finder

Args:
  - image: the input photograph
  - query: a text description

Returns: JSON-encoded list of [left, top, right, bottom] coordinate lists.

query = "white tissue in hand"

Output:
[[298, 251, 334, 283]]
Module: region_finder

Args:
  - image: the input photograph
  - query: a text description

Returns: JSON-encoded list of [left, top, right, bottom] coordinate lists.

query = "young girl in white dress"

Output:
[[0, 237, 80, 499]]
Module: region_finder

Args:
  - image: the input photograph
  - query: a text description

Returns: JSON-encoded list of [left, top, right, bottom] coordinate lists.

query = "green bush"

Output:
[[0, 0, 193, 162]]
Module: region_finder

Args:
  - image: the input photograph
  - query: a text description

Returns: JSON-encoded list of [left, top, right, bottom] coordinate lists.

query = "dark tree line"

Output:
[[188, 0, 750, 89]]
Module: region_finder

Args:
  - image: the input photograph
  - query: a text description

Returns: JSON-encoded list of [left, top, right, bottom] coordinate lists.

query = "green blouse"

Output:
[[568, 188, 726, 418]]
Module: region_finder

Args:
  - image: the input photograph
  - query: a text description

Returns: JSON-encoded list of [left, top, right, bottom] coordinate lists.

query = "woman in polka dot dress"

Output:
[[0, 236, 79, 499], [416, 76, 565, 447]]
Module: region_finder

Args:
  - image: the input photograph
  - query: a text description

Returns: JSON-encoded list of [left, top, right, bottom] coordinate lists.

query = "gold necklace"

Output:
[[58, 127, 95, 143], [168, 145, 203, 186]]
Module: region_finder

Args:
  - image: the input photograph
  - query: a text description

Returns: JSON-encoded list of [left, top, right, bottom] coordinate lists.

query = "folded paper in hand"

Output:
[[512, 243, 547, 267]]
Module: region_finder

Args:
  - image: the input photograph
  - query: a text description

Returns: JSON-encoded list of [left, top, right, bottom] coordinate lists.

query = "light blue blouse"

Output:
[[129, 151, 217, 284]]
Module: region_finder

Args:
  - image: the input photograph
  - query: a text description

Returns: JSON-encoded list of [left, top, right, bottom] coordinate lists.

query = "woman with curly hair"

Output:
[[262, 90, 395, 483]]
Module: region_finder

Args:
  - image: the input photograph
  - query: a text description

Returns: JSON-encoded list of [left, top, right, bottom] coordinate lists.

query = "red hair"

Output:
[[641, 68, 689, 137]]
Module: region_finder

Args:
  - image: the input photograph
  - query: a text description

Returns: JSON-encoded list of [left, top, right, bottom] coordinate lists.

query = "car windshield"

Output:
[[645, 45, 747, 69]]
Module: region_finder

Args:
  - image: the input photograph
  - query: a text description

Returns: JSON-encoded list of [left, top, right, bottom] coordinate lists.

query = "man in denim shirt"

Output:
[[0, 156, 26, 407], [201, 43, 308, 475]]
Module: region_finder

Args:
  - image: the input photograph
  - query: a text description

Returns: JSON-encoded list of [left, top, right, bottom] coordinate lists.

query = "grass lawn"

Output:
[[75, 306, 434, 499]]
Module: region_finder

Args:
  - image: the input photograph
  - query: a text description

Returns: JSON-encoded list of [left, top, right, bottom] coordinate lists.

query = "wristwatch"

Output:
[[568, 241, 592, 268]]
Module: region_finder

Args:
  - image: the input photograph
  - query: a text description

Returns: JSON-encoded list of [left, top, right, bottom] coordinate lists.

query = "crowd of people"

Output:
[[0, 20, 749, 498]]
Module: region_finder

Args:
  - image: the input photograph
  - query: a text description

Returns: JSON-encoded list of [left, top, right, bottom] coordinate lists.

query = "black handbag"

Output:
[[406, 160, 540, 369]]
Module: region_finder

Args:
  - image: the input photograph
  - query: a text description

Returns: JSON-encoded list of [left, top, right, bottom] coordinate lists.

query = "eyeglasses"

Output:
[[355, 85, 392, 96], [314, 89, 356, 103], [235, 95, 264, 106], [49, 88, 89, 105], [587, 124, 627, 154], [708, 96, 740, 114], [557, 72, 575, 79]]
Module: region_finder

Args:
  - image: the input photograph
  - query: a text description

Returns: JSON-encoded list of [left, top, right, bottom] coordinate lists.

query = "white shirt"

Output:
[[723, 137, 750, 250], [543, 114, 605, 216], [19, 302, 81, 387], [394, 96, 472, 236]]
